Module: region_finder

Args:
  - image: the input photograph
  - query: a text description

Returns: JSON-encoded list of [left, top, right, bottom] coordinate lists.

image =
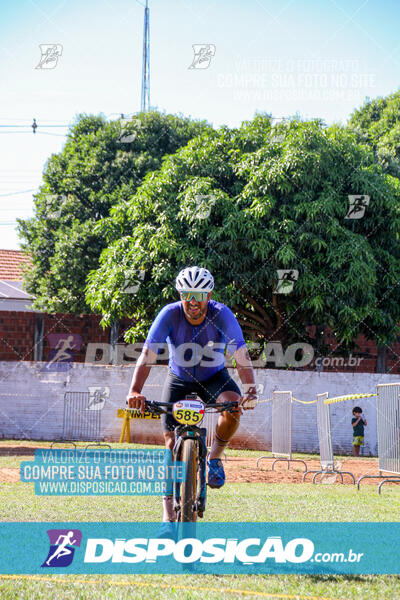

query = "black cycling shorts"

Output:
[[160, 367, 241, 432]]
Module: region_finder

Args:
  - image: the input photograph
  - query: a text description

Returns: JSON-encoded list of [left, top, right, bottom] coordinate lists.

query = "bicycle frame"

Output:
[[173, 423, 208, 519], [143, 396, 239, 522]]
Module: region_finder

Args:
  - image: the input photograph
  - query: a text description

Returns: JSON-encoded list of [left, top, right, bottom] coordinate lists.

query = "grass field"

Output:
[[1, 441, 399, 600]]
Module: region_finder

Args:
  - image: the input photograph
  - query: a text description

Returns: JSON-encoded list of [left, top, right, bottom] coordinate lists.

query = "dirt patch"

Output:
[[224, 456, 386, 485], [0, 445, 45, 456], [0, 445, 391, 485], [0, 444, 48, 483], [0, 468, 19, 482]]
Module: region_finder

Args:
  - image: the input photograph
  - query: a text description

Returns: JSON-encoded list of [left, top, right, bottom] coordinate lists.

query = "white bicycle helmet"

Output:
[[175, 266, 214, 292]]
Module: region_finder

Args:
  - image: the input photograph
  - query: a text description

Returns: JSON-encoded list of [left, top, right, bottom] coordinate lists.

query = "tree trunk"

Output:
[[315, 324, 325, 372], [33, 314, 44, 362], [376, 345, 387, 373], [110, 321, 120, 365]]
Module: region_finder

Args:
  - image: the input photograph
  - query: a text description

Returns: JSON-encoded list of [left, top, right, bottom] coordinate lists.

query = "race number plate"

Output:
[[172, 399, 205, 425]]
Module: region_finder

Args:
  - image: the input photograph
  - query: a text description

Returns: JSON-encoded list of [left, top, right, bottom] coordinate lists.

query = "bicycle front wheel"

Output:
[[179, 438, 198, 522]]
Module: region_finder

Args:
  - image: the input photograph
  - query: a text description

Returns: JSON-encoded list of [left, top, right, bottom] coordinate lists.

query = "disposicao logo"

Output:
[[42, 529, 82, 567], [83, 536, 314, 564]]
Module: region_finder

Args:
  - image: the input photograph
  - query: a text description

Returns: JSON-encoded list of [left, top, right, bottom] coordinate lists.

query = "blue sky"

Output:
[[1, 0, 400, 249]]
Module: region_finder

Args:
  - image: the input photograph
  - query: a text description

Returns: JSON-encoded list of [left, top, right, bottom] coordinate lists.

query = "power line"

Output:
[[0, 117, 69, 122], [0, 189, 37, 197], [36, 132, 68, 137], [0, 118, 71, 136], [0, 125, 69, 128]]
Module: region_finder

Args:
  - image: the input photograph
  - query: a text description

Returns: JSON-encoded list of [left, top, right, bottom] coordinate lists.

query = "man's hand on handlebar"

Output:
[[126, 391, 147, 413]]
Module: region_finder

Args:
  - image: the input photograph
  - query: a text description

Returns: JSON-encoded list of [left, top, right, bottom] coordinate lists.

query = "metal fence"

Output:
[[377, 383, 400, 474], [257, 391, 307, 471], [272, 391, 292, 459], [358, 383, 400, 492], [317, 392, 334, 472], [203, 410, 219, 450], [52, 390, 110, 449], [303, 392, 355, 484]]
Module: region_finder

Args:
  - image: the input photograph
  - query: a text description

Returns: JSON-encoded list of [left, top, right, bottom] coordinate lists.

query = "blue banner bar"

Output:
[[0, 522, 399, 574]]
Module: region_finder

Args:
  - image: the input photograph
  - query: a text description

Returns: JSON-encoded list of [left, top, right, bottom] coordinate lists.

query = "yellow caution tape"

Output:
[[257, 397, 316, 405], [257, 393, 377, 406], [324, 393, 376, 405], [292, 397, 317, 405], [117, 408, 160, 420]]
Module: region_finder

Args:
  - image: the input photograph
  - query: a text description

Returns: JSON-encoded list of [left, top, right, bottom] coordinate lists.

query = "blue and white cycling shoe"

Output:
[[207, 458, 225, 488], [156, 521, 178, 540]]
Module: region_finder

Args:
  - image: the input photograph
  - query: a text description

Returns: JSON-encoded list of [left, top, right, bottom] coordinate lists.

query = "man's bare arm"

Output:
[[126, 346, 157, 411], [233, 345, 257, 410]]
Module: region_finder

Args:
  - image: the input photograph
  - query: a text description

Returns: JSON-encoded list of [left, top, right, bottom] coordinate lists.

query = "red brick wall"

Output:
[[0, 312, 135, 363], [1, 310, 399, 373], [41, 313, 111, 363], [305, 326, 400, 374], [0, 311, 36, 361]]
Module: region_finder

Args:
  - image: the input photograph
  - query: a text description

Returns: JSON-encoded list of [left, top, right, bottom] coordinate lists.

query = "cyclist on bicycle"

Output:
[[126, 266, 257, 523]]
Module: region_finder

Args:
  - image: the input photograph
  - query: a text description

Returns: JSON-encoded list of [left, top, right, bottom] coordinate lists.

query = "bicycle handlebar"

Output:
[[148, 399, 240, 415], [125, 399, 240, 415]]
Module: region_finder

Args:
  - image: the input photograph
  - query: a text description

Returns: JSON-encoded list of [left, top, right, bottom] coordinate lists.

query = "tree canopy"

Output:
[[86, 115, 400, 353], [17, 111, 211, 312], [18, 101, 400, 362], [349, 91, 400, 178]]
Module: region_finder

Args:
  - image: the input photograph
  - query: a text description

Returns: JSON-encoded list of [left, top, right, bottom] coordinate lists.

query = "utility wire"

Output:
[[36, 132, 68, 137], [0, 125, 69, 128], [0, 189, 37, 197], [0, 117, 69, 122]]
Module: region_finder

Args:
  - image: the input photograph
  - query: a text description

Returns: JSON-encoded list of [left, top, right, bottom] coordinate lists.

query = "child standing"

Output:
[[352, 406, 367, 456]]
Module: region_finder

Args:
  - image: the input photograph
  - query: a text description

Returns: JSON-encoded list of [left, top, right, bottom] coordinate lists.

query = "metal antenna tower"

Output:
[[140, 0, 150, 112]]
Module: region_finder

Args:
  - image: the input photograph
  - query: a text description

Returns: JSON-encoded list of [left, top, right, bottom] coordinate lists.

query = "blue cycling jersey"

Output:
[[144, 300, 246, 382]]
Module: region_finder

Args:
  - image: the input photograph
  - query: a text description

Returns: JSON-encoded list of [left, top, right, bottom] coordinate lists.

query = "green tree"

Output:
[[349, 91, 400, 178], [86, 116, 400, 361], [17, 111, 211, 313]]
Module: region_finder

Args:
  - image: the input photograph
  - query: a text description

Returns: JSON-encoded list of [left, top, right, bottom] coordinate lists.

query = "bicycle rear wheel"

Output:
[[179, 438, 198, 522]]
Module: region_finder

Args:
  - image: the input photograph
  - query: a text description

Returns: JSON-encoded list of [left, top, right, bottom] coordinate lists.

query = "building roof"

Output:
[[0, 249, 32, 280], [0, 280, 31, 300]]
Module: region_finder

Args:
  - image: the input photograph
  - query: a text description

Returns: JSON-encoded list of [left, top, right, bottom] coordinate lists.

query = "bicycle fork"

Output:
[[173, 427, 208, 519]]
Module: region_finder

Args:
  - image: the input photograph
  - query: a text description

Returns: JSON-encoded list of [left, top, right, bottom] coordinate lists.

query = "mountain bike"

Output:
[[144, 395, 239, 522]]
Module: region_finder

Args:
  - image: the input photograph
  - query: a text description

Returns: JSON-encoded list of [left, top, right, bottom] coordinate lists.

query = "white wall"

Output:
[[0, 361, 399, 456], [229, 368, 396, 456]]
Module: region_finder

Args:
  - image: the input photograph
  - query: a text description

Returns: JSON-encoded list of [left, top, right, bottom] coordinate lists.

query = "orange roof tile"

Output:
[[0, 249, 32, 280]]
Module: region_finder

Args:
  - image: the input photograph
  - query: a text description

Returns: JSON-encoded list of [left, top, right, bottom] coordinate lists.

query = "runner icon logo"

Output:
[[274, 270, 299, 294], [345, 195, 370, 219], [188, 44, 216, 69], [42, 334, 82, 372], [41, 529, 82, 568]]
